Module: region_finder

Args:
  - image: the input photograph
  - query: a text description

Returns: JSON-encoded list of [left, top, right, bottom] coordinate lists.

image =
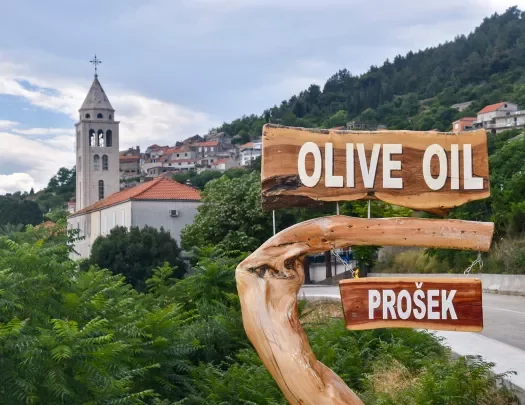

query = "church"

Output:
[[67, 70, 201, 258]]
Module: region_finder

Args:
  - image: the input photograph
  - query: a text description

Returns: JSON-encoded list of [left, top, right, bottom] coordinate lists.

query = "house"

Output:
[[210, 158, 237, 172], [472, 102, 525, 133], [346, 121, 377, 131], [120, 155, 141, 175], [452, 117, 477, 133], [240, 140, 262, 166], [68, 177, 201, 258]]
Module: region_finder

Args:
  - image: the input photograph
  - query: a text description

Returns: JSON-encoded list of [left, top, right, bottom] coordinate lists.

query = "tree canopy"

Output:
[[84, 226, 187, 291]]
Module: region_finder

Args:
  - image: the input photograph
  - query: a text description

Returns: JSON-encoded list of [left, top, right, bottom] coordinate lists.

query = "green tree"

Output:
[[0, 197, 43, 226], [85, 226, 187, 291], [181, 172, 278, 251]]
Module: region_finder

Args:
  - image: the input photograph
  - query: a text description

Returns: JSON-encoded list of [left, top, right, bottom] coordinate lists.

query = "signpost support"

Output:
[[235, 124, 493, 405]]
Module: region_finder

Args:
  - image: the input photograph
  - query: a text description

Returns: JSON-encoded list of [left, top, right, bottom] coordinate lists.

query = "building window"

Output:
[[97, 113, 103, 119], [106, 130, 112, 147], [85, 113, 91, 119], [210, 147, 214, 152], [178, 163, 181, 166], [199, 147, 202, 152], [109, 114, 112, 120], [99, 180, 104, 200], [185, 153, 188, 157], [89, 129, 96, 147], [102, 155, 108, 170], [176, 154, 179, 158], [97, 129, 104, 146], [93, 154, 100, 171], [78, 156, 81, 172]]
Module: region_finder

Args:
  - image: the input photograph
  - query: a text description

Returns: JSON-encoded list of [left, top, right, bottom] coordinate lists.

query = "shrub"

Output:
[[484, 237, 525, 274], [375, 248, 442, 274]]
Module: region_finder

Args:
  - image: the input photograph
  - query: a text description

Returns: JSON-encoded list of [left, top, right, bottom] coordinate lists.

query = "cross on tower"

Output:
[[89, 55, 102, 78]]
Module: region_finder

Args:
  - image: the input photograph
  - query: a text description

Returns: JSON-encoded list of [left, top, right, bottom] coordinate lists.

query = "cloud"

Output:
[[12, 127, 74, 136], [0, 120, 18, 130], [0, 173, 35, 195], [0, 131, 75, 192], [0, 59, 218, 150]]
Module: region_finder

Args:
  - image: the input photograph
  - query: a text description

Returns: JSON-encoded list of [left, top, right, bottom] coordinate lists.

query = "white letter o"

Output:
[[298, 142, 322, 187], [423, 144, 447, 191]]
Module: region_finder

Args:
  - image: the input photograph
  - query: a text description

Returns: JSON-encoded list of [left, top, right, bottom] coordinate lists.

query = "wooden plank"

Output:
[[261, 124, 490, 213], [339, 277, 483, 332], [260, 216, 494, 253]]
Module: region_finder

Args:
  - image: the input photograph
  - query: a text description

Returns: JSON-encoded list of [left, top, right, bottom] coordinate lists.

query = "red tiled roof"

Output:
[[164, 147, 186, 155], [213, 158, 228, 166], [197, 141, 218, 147], [120, 155, 140, 162], [36, 220, 56, 229], [70, 177, 200, 217], [240, 142, 254, 149], [478, 102, 506, 114], [454, 117, 477, 123]]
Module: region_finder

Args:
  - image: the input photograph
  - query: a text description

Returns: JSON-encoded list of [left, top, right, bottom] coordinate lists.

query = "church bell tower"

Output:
[[75, 56, 120, 211]]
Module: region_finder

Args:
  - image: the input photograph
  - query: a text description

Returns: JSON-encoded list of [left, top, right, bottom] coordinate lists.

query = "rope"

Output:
[[464, 252, 483, 277], [332, 249, 355, 278]]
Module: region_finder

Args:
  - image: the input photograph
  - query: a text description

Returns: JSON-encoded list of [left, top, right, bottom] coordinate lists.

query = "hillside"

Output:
[[217, 6, 525, 138]]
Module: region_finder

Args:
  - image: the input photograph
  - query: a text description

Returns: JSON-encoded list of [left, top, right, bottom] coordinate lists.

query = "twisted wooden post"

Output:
[[236, 216, 493, 405]]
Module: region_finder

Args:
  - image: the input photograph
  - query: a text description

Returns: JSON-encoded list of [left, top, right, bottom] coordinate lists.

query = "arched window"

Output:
[[97, 113, 103, 119], [89, 129, 96, 147], [97, 129, 104, 147], [109, 114, 112, 120], [106, 130, 112, 147], [85, 113, 91, 119], [98, 180, 104, 200], [78, 156, 81, 172], [93, 154, 100, 171], [102, 155, 108, 170]]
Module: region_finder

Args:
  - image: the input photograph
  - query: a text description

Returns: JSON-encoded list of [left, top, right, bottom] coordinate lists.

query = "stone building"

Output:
[[75, 77, 120, 211], [68, 177, 201, 258]]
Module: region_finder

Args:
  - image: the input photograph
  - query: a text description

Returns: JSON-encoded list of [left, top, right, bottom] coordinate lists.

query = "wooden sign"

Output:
[[261, 124, 490, 214], [340, 277, 483, 332]]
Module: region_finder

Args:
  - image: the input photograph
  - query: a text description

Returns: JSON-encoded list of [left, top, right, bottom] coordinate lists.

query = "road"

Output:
[[300, 285, 525, 394]]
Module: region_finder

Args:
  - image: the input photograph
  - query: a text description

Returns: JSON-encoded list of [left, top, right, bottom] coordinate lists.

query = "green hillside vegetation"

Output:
[[217, 7, 525, 136]]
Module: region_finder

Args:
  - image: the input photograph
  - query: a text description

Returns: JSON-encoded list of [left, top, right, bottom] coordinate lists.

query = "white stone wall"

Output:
[[130, 200, 201, 246], [68, 201, 132, 259]]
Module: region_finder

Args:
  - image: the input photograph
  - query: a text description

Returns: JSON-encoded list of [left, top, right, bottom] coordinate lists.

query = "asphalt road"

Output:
[[299, 285, 525, 351]]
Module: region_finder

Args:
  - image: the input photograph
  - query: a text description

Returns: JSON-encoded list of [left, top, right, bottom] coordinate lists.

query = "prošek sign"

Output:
[[261, 124, 489, 214], [339, 277, 483, 332]]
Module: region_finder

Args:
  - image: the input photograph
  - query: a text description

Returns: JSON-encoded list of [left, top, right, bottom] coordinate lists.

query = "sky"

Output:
[[0, 0, 518, 194]]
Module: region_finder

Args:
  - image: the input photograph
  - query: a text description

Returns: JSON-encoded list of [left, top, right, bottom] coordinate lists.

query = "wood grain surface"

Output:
[[261, 124, 490, 214], [235, 216, 493, 405], [340, 277, 483, 332]]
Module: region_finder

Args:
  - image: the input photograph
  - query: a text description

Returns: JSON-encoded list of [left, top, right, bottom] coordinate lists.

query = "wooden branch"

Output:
[[236, 216, 493, 405], [261, 124, 490, 213]]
